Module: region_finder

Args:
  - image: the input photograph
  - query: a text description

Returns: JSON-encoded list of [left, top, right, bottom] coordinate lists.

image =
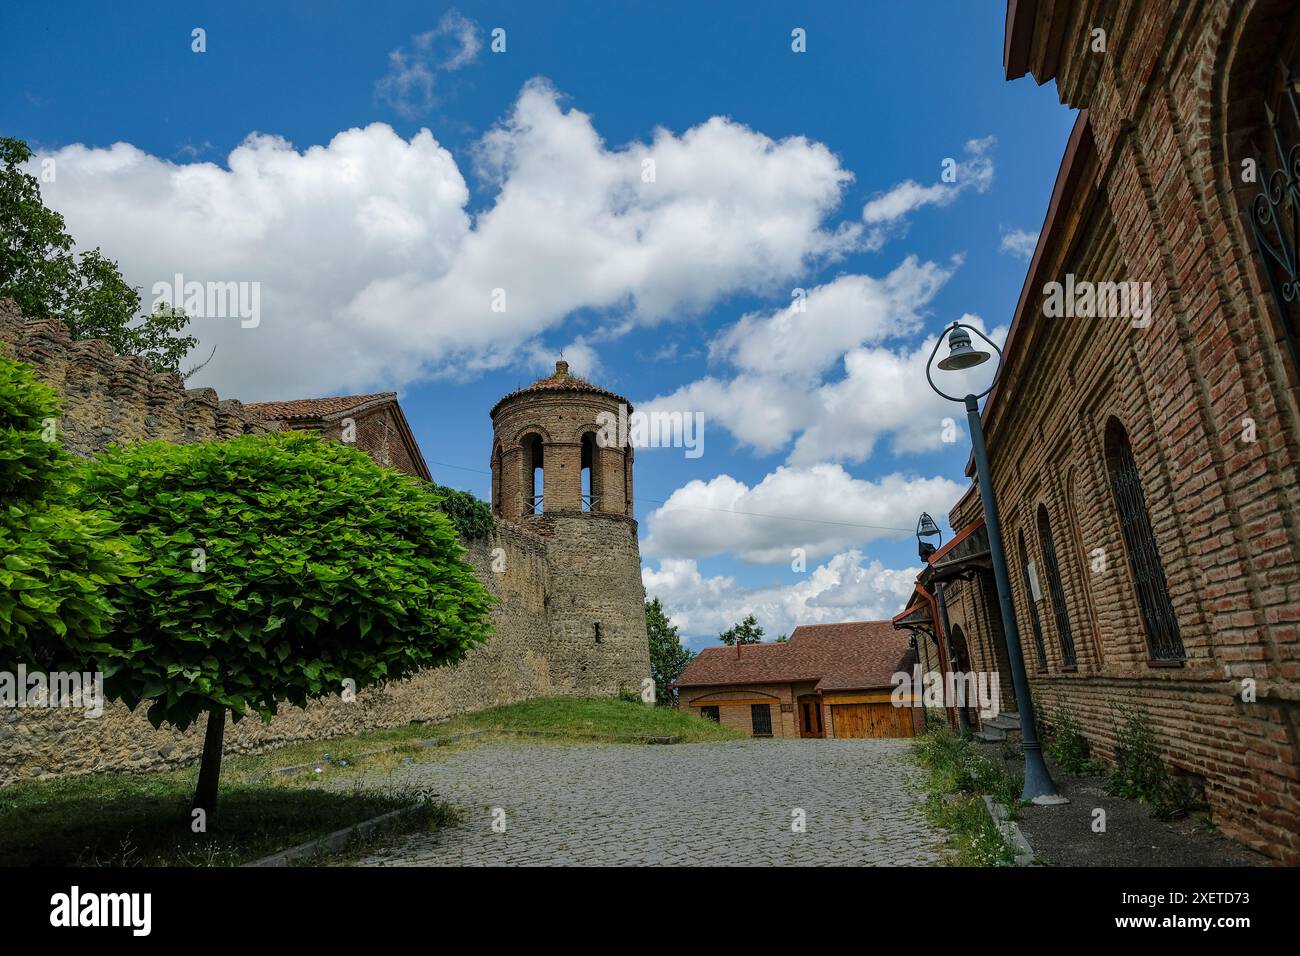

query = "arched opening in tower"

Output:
[[521, 433, 544, 515], [580, 432, 600, 512]]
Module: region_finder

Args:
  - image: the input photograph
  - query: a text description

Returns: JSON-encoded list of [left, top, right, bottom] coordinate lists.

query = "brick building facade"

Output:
[[676, 622, 922, 739], [896, 1, 1300, 863]]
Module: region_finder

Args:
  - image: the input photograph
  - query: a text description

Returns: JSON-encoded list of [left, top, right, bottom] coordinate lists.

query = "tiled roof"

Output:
[[490, 361, 629, 417], [243, 392, 395, 422], [675, 620, 915, 692]]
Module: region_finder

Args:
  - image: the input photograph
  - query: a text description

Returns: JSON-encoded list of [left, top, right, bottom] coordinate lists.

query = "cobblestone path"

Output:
[[345, 738, 944, 866]]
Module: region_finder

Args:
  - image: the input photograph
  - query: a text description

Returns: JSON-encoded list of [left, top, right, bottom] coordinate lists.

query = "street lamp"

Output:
[[925, 321, 1065, 805], [916, 512, 970, 734]]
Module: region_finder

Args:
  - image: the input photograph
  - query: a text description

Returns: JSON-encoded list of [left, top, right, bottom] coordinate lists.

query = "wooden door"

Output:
[[832, 703, 915, 739], [798, 696, 824, 738]]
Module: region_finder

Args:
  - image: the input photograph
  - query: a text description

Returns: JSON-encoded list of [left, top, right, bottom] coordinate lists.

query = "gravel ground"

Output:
[[976, 741, 1269, 867]]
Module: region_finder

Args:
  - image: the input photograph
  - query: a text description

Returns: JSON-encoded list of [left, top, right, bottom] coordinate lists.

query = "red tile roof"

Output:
[[489, 361, 630, 417], [675, 620, 915, 692], [243, 392, 395, 422]]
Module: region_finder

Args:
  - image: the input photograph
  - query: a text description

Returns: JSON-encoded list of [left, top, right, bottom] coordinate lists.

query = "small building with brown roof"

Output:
[[244, 391, 431, 480], [674, 621, 922, 739]]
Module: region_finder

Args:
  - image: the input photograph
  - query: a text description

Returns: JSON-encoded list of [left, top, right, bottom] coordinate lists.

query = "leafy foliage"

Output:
[[718, 612, 763, 646], [646, 597, 694, 705], [1105, 706, 1195, 820], [0, 137, 197, 373], [67, 431, 495, 733], [1044, 708, 1104, 775], [429, 481, 494, 540], [0, 353, 139, 665]]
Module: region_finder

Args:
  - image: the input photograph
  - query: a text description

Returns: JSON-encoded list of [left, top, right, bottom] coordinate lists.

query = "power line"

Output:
[[424, 458, 917, 534]]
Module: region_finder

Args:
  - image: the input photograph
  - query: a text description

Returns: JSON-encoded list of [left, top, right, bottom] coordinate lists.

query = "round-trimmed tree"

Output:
[[69, 431, 494, 816]]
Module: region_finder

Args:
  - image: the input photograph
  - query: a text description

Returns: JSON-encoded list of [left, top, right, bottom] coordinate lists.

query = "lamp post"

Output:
[[925, 321, 1065, 804], [917, 512, 970, 734]]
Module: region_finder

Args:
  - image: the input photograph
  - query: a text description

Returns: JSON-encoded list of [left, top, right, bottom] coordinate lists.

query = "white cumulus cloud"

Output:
[[376, 10, 483, 118], [861, 136, 995, 250], [999, 227, 1039, 260], [641, 464, 965, 565], [641, 551, 921, 646], [29, 81, 861, 400]]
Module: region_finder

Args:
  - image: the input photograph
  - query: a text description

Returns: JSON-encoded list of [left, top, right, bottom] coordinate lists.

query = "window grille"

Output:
[[1106, 424, 1185, 662], [1037, 505, 1078, 668]]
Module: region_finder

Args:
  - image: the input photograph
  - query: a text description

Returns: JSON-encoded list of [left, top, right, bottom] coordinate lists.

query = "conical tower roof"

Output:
[[490, 360, 631, 417]]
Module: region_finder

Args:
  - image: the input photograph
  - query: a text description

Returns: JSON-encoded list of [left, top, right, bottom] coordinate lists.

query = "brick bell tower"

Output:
[[488, 361, 651, 695]]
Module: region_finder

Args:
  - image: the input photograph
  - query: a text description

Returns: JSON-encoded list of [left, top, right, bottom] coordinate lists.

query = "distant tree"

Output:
[[0, 137, 197, 373], [775, 633, 789, 643], [719, 613, 764, 646], [646, 597, 693, 706], [69, 431, 494, 819], [0, 353, 139, 667]]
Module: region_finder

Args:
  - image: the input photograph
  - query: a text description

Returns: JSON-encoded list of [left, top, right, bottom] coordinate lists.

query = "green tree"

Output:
[[0, 353, 139, 668], [0, 137, 197, 373], [69, 431, 495, 818], [718, 613, 764, 646], [646, 597, 693, 706]]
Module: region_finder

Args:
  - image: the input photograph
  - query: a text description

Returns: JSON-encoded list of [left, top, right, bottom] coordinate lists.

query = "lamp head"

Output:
[[916, 511, 941, 560], [936, 325, 991, 371]]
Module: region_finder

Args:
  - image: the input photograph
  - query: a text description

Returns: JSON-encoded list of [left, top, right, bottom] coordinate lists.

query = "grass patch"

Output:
[[913, 725, 1021, 866], [0, 770, 452, 866], [438, 696, 744, 743]]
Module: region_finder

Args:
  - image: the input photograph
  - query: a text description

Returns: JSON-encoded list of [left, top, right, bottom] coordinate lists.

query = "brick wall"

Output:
[[935, 1, 1300, 862], [0, 301, 651, 785]]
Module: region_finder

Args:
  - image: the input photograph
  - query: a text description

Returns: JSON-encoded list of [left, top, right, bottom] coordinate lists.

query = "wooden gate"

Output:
[[831, 702, 914, 739]]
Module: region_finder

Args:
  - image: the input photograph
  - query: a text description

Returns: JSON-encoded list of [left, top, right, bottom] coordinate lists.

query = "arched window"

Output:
[[1017, 529, 1048, 670], [580, 432, 600, 512], [1037, 503, 1077, 669], [623, 447, 633, 516], [492, 444, 503, 515], [1240, 34, 1300, 385], [1104, 420, 1184, 662], [1065, 467, 1103, 664], [521, 433, 544, 516]]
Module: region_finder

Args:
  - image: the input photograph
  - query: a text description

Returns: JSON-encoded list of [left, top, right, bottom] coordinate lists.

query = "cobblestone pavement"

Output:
[[344, 738, 945, 866]]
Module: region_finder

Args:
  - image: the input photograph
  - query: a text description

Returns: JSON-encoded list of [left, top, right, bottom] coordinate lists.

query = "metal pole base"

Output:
[[1022, 744, 1069, 805], [1031, 793, 1071, 806]]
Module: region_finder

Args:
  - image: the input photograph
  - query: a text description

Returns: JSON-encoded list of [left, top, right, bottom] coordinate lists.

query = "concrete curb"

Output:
[[242, 806, 419, 867], [983, 795, 1036, 866]]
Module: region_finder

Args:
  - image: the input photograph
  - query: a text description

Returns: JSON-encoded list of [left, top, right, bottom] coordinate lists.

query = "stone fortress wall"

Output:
[[0, 300, 651, 785]]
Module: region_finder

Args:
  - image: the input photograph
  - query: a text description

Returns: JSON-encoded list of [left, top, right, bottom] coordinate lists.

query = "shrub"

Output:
[[1106, 706, 1195, 820], [1045, 708, 1104, 775]]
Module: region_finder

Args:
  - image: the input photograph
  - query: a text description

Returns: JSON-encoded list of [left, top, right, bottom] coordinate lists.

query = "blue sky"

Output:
[[2, 1, 1076, 648]]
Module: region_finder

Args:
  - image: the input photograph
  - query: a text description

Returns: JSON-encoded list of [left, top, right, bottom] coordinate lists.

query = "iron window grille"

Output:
[[1107, 428, 1185, 663], [1018, 532, 1049, 669], [750, 704, 773, 737], [1247, 60, 1300, 384], [1037, 505, 1078, 669]]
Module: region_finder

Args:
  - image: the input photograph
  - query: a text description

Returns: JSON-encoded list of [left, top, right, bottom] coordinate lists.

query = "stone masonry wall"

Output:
[[0, 301, 651, 785]]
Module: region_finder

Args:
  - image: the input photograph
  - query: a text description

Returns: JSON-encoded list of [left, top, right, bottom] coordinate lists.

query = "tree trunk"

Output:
[[191, 708, 226, 822]]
